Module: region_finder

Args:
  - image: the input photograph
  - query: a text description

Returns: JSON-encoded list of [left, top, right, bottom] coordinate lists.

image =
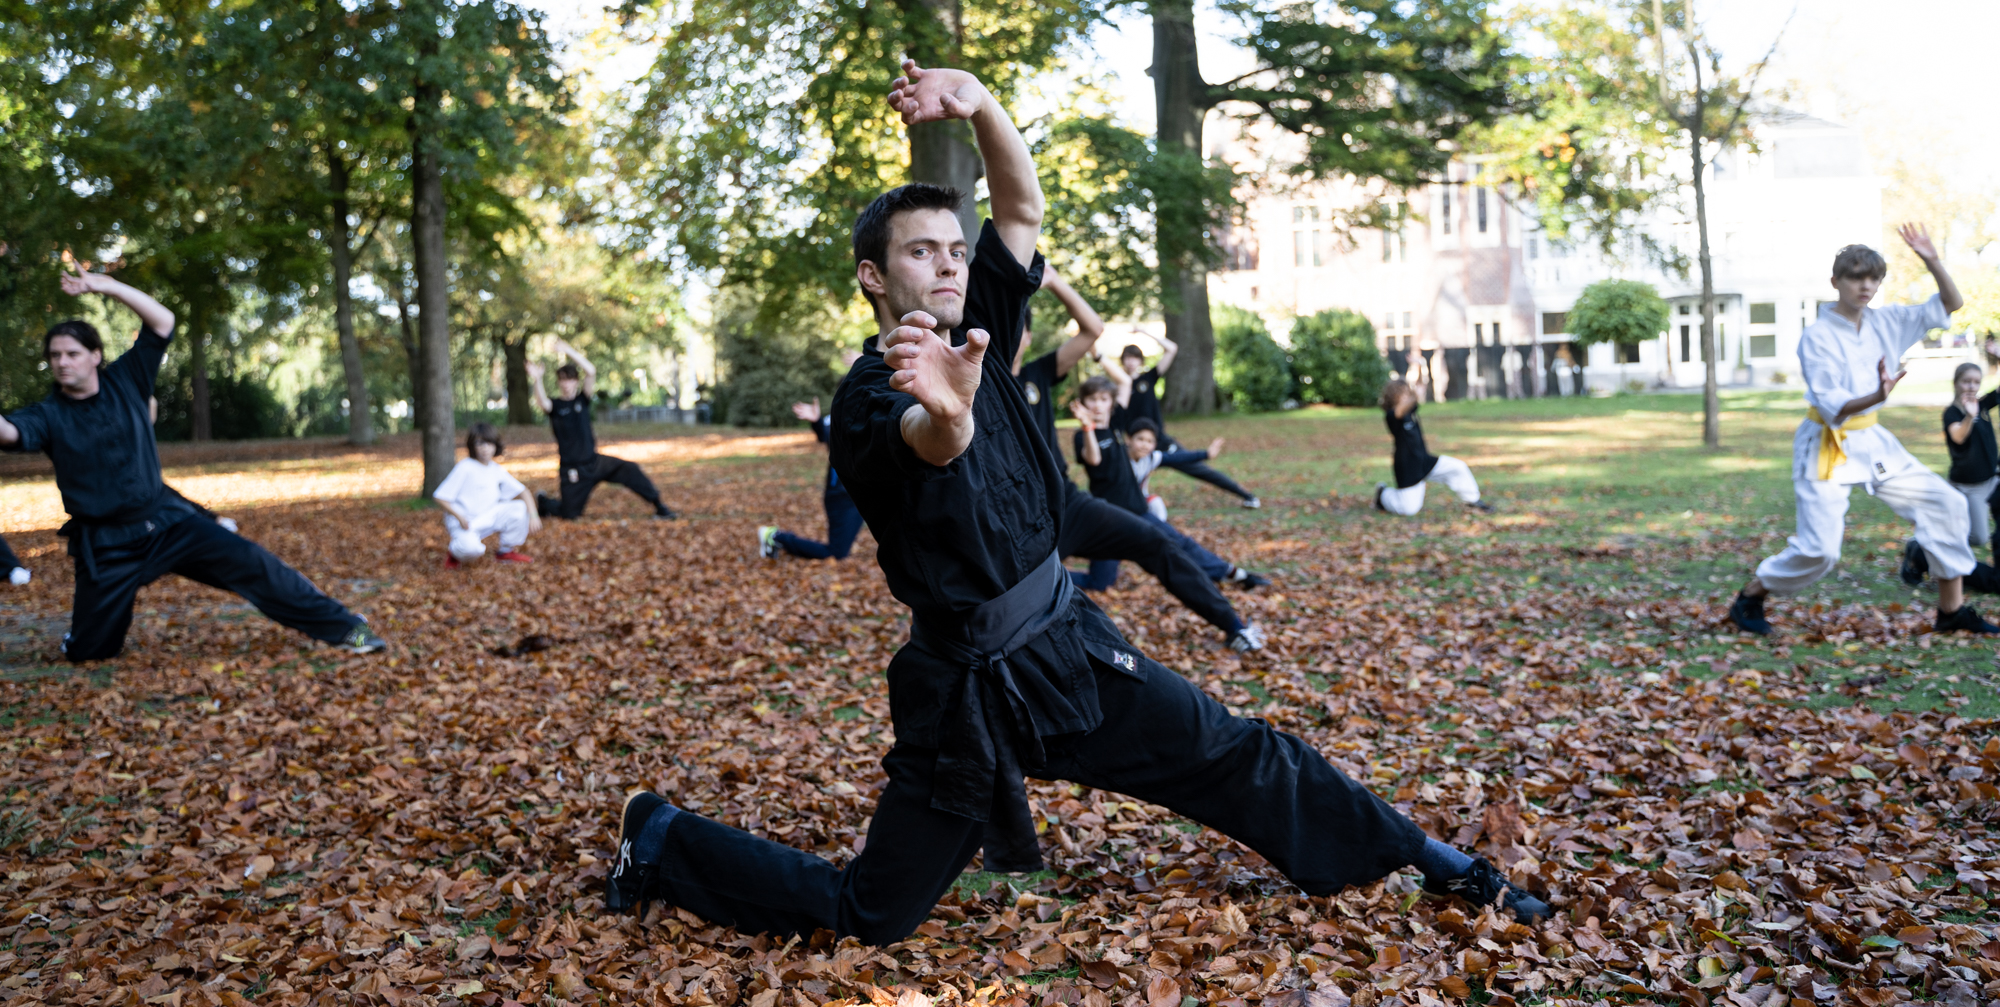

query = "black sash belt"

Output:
[[908, 550, 1072, 873]]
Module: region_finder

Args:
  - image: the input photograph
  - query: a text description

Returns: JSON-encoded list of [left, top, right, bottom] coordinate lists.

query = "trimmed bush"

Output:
[[1288, 308, 1388, 406], [1214, 304, 1291, 413]]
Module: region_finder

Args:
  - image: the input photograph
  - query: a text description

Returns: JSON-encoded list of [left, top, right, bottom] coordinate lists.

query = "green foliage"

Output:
[[709, 288, 848, 428], [155, 371, 288, 443], [1568, 279, 1669, 347], [1213, 305, 1290, 414], [1288, 310, 1388, 407]]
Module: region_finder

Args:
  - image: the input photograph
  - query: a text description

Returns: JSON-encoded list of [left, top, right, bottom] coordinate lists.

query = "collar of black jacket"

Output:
[[907, 550, 1072, 873]]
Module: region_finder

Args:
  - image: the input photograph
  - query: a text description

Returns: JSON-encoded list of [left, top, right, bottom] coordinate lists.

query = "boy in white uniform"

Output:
[[433, 423, 541, 568], [1730, 228, 2000, 635]]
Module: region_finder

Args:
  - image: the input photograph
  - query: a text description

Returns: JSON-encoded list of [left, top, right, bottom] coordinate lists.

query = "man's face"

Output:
[[861, 208, 968, 331], [557, 377, 581, 399], [1832, 271, 1880, 312], [1083, 391, 1113, 426], [46, 335, 102, 393], [1122, 353, 1144, 378], [1126, 430, 1156, 460]]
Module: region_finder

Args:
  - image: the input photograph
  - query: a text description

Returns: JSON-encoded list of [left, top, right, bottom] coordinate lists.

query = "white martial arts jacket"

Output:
[[1793, 294, 1949, 486]]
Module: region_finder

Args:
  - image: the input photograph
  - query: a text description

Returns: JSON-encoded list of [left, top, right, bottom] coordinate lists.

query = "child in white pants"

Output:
[[1374, 378, 1492, 516], [1900, 362, 2000, 583], [433, 423, 540, 568], [1731, 229, 2000, 636]]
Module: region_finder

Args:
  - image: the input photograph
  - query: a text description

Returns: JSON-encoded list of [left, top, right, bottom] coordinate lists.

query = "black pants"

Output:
[[645, 657, 1426, 944], [546, 454, 663, 519], [776, 487, 864, 560], [66, 517, 360, 662], [0, 534, 19, 573], [1162, 435, 1255, 501], [1059, 488, 1240, 633]]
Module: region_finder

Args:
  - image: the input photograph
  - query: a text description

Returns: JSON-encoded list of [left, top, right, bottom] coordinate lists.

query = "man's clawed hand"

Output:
[[58, 259, 109, 297], [884, 311, 985, 423], [888, 60, 988, 125]]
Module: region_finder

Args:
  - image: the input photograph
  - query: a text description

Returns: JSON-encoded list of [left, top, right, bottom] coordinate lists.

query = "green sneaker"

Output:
[[343, 623, 387, 655], [757, 526, 780, 559]]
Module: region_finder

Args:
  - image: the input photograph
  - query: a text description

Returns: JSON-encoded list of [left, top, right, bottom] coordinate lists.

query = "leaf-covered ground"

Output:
[[0, 395, 1996, 1007]]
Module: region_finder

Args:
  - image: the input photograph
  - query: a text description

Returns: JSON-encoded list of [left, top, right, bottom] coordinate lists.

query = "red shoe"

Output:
[[495, 550, 532, 564], [444, 554, 463, 570]]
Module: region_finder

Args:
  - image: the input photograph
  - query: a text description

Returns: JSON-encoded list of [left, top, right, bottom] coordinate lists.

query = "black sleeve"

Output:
[[108, 326, 174, 397], [830, 355, 933, 482], [1947, 405, 1968, 432], [1981, 389, 2000, 415], [813, 414, 832, 445], [956, 220, 1044, 369], [2, 402, 50, 454]]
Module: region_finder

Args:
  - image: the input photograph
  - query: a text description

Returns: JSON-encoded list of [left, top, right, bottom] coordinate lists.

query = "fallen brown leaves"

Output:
[[0, 444, 1994, 1007]]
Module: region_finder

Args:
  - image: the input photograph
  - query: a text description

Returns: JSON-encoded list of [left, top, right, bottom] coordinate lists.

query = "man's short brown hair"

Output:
[[1832, 244, 1887, 281]]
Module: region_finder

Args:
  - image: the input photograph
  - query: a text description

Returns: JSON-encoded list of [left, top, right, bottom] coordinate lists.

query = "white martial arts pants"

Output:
[[445, 501, 531, 561], [1380, 456, 1481, 516], [1757, 469, 1975, 595]]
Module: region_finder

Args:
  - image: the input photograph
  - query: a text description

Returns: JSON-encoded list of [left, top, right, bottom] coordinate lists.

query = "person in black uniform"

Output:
[[1011, 266, 1264, 650], [527, 339, 678, 521], [601, 60, 1546, 944], [1116, 340, 1260, 508], [0, 264, 385, 661], [1902, 362, 2000, 583], [1373, 377, 1494, 516], [757, 394, 866, 560]]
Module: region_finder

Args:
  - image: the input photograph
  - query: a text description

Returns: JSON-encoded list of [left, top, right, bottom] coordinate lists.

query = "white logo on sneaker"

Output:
[[614, 839, 632, 879]]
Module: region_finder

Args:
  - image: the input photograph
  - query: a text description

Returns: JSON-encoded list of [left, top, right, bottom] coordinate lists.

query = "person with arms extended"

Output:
[[602, 60, 1546, 943], [1731, 229, 2000, 636], [0, 263, 384, 660], [1900, 361, 2000, 583], [528, 340, 679, 521], [1012, 267, 1265, 651], [1373, 377, 1494, 516], [758, 385, 867, 561], [1115, 338, 1260, 508]]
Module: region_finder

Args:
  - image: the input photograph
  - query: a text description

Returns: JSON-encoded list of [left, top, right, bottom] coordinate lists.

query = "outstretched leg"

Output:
[[166, 518, 364, 644], [1059, 490, 1244, 635], [556, 460, 607, 519], [1161, 437, 1256, 502], [774, 489, 864, 560], [602, 455, 676, 516]]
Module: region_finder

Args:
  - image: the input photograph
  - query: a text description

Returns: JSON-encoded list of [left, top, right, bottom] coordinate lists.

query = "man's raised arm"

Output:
[[888, 61, 1043, 266], [60, 263, 175, 336], [1044, 267, 1105, 378]]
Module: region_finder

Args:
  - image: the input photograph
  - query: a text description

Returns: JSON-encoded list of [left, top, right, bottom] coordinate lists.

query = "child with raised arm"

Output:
[[1732, 228, 2000, 636], [1373, 377, 1493, 516], [527, 340, 679, 520], [1116, 338, 1261, 508], [434, 423, 540, 567]]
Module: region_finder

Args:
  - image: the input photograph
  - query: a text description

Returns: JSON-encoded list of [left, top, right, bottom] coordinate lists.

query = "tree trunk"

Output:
[[1152, 0, 1217, 416], [410, 55, 456, 495], [501, 336, 534, 426], [328, 151, 374, 446], [1690, 51, 1719, 448], [908, 0, 983, 255], [388, 266, 424, 427]]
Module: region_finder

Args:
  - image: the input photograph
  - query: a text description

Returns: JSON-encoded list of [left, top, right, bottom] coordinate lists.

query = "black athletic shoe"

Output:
[[1936, 605, 2000, 635], [1901, 540, 1930, 587], [535, 492, 560, 519], [1227, 568, 1271, 590], [607, 790, 672, 916], [1227, 624, 1266, 652], [1467, 499, 1496, 514], [1964, 561, 2000, 595], [653, 504, 679, 520], [1727, 592, 1770, 636], [1423, 857, 1551, 924], [1373, 484, 1388, 513], [343, 623, 388, 655]]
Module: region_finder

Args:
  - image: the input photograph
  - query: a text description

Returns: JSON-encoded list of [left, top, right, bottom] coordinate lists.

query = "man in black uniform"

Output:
[[601, 60, 1546, 942], [527, 339, 679, 520], [0, 264, 385, 661], [1013, 267, 1263, 650], [1116, 340, 1260, 508]]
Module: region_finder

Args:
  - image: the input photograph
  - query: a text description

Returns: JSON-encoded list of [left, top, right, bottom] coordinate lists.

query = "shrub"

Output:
[[1568, 279, 1668, 347], [1213, 304, 1291, 413], [1288, 308, 1388, 406], [709, 287, 846, 427]]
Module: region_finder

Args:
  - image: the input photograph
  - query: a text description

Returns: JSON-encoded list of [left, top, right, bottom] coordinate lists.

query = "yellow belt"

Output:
[[1808, 408, 1878, 481]]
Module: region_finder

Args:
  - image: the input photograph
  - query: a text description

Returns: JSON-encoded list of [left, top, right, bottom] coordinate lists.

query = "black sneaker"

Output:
[[535, 491, 560, 518], [607, 791, 674, 916], [1901, 540, 1930, 587], [1423, 857, 1551, 924], [1227, 624, 1266, 652], [1227, 568, 1271, 590], [1373, 484, 1388, 512], [1936, 605, 2000, 634], [1467, 499, 1495, 514], [653, 504, 680, 520], [342, 623, 387, 655], [1727, 592, 1770, 636]]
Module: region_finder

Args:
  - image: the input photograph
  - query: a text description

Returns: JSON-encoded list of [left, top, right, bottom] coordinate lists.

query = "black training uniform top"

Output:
[[549, 392, 597, 465], [1945, 390, 2000, 485], [1015, 351, 1069, 453], [812, 414, 841, 492], [1386, 405, 1439, 488], [1073, 427, 1147, 515], [1115, 366, 1165, 435], [830, 220, 1146, 756]]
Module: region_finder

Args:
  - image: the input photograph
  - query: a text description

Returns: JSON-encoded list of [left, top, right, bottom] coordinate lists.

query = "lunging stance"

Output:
[[0, 265, 384, 660], [603, 61, 1545, 944], [1730, 229, 2000, 636], [1374, 378, 1493, 516], [758, 392, 867, 561], [528, 340, 679, 521], [1115, 340, 1260, 508]]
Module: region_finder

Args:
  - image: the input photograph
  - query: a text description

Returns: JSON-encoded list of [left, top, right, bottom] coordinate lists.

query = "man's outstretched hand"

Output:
[[792, 398, 821, 423], [58, 260, 109, 297], [885, 310, 985, 466], [888, 60, 988, 125]]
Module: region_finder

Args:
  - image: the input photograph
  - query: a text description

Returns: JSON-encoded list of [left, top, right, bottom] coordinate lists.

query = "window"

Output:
[[1492, 322, 1501, 344], [1382, 312, 1396, 332], [1476, 187, 1488, 233], [1749, 302, 1777, 325], [1541, 312, 1568, 336], [1750, 335, 1777, 357], [1403, 312, 1413, 330], [1616, 342, 1642, 364], [1681, 325, 1691, 362], [1527, 235, 1539, 259], [1441, 188, 1452, 234], [1474, 323, 1484, 346], [1679, 303, 1691, 315], [1292, 206, 1321, 268]]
